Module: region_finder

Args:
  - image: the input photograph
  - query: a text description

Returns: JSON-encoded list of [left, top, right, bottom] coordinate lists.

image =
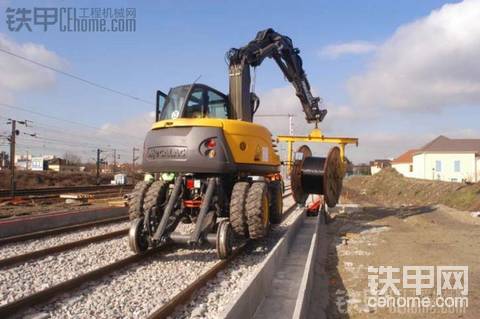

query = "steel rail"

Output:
[[148, 243, 248, 319], [0, 215, 128, 246], [0, 228, 128, 268], [0, 247, 165, 318]]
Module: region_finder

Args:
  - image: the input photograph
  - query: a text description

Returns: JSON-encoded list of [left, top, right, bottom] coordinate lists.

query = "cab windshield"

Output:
[[159, 85, 191, 120], [159, 84, 230, 120]]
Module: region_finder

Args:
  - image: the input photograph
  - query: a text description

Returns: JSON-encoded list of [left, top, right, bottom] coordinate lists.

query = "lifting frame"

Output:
[[276, 128, 359, 175]]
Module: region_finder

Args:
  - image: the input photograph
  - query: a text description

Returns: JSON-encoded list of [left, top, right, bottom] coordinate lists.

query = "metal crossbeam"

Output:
[[276, 128, 358, 174]]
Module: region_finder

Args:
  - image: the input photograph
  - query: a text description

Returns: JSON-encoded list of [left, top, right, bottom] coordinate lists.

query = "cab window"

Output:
[[207, 90, 229, 118], [184, 87, 229, 119], [184, 87, 206, 118]]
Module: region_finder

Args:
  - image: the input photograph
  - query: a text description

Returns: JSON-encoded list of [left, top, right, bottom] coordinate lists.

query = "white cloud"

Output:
[[320, 41, 377, 58], [255, 86, 365, 136], [0, 33, 65, 102], [97, 112, 154, 142], [252, 88, 441, 163], [348, 0, 480, 111], [254, 86, 307, 136]]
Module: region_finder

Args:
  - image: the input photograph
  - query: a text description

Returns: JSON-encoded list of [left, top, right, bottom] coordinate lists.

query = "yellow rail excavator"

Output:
[[128, 28, 342, 258]]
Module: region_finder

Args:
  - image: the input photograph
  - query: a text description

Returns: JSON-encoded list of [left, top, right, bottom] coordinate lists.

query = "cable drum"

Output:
[[290, 145, 343, 208], [301, 157, 327, 194]]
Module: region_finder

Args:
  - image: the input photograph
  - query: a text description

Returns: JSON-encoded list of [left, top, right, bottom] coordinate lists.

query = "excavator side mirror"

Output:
[[156, 90, 167, 121]]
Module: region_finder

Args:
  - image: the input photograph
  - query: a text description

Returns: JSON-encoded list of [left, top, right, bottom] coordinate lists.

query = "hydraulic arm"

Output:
[[227, 28, 327, 124]]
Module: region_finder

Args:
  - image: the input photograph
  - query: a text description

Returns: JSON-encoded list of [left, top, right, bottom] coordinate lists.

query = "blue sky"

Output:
[[0, 0, 478, 163]]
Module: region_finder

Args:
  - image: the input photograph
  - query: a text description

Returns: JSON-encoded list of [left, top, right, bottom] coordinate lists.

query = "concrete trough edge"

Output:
[[292, 210, 323, 319], [0, 207, 128, 238], [221, 206, 306, 319]]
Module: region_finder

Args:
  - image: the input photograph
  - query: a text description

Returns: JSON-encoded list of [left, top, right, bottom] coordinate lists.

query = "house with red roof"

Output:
[[392, 149, 417, 178]]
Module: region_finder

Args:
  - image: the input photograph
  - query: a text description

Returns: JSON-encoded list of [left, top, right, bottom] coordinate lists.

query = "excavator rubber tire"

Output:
[[142, 180, 169, 218], [128, 181, 152, 220], [229, 181, 250, 237], [269, 181, 283, 224], [246, 181, 270, 239]]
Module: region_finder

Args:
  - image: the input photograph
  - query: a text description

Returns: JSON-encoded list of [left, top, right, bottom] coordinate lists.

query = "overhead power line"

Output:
[[0, 47, 153, 106], [0, 102, 145, 141], [29, 122, 137, 150]]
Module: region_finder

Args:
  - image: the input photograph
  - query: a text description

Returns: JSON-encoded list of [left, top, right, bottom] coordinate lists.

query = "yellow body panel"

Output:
[[151, 119, 281, 166], [152, 118, 224, 129]]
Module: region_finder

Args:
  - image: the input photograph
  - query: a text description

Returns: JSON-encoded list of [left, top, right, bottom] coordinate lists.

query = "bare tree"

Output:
[[63, 152, 81, 165]]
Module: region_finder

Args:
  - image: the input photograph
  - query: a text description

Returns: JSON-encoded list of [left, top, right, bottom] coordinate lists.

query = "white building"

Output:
[[391, 149, 417, 178], [31, 157, 47, 171], [370, 159, 391, 175], [412, 136, 480, 182]]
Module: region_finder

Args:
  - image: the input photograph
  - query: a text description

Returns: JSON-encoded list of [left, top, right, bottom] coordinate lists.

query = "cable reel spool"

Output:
[[290, 145, 343, 208]]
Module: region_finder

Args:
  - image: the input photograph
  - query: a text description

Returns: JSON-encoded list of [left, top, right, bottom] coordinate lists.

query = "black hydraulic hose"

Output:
[[153, 176, 183, 241]]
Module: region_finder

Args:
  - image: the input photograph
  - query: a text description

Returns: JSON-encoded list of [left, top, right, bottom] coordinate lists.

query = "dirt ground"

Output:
[[343, 169, 480, 212], [325, 202, 480, 318], [0, 170, 145, 190]]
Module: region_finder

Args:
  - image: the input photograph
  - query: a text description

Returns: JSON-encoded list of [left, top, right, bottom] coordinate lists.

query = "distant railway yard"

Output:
[[0, 184, 133, 219]]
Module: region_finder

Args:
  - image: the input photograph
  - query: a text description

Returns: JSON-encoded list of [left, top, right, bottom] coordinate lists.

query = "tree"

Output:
[[63, 152, 81, 165], [0, 151, 9, 168]]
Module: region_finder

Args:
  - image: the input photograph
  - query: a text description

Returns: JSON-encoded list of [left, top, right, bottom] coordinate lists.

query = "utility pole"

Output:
[[113, 148, 117, 174], [96, 148, 103, 185], [7, 119, 28, 197], [9, 120, 16, 197], [132, 147, 139, 171]]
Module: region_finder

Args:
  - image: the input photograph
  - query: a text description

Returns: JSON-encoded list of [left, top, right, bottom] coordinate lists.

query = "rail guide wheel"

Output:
[[216, 220, 234, 259], [129, 217, 149, 254]]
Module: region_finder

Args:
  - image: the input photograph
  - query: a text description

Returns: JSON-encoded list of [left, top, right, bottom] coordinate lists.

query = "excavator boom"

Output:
[[227, 28, 327, 123]]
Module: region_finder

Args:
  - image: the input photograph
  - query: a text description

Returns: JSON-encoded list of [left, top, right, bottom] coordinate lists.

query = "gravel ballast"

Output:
[[29, 247, 219, 318], [0, 237, 132, 306], [6, 196, 302, 319], [173, 197, 304, 319], [0, 221, 130, 259]]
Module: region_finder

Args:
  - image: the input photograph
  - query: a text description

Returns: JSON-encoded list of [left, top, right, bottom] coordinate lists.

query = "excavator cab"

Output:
[[156, 84, 230, 121]]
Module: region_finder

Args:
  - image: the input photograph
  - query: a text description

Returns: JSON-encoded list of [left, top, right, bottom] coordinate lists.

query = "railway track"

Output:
[[0, 192, 292, 264], [0, 215, 128, 246], [0, 194, 297, 318], [0, 228, 128, 268], [149, 201, 300, 319]]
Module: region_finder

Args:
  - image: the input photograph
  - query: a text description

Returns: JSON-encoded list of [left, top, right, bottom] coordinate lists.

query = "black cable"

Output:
[[0, 103, 145, 140], [30, 123, 136, 149]]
